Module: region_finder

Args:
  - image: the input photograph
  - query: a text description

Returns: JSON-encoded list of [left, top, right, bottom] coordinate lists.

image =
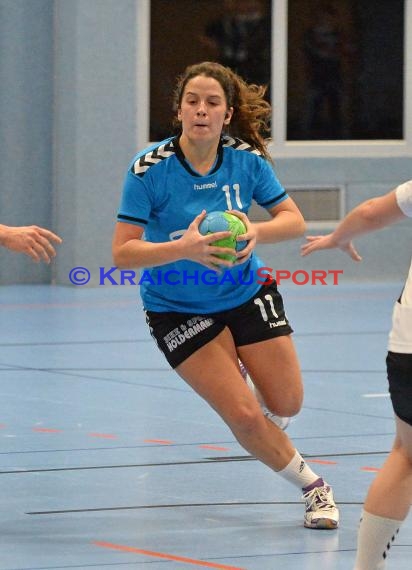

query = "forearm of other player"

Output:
[[328, 191, 406, 244], [0, 225, 8, 247], [301, 190, 407, 260]]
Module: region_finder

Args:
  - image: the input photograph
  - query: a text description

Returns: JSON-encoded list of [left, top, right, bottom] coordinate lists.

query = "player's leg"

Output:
[[353, 420, 412, 570], [176, 327, 296, 470], [231, 282, 300, 429], [220, 282, 339, 528], [353, 351, 412, 569], [365, 351, 412, 520], [177, 328, 338, 529], [238, 335, 339, 530], [239, 360, 291, 430], [364, 419, 412, 521], [238, 334, 303, 418]]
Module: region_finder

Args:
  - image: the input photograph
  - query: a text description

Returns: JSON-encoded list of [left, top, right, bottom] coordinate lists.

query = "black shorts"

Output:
[[387, 351, 412, 426], [145, 282, 293, 368]]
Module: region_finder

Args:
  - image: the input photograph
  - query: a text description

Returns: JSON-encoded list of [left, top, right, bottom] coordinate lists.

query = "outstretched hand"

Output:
[[301, 234, 362, 261], [1, 225, 62, 263]]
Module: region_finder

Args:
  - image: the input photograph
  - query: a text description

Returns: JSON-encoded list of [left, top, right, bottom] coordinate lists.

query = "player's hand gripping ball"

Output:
[[199, 211, 248, 262]]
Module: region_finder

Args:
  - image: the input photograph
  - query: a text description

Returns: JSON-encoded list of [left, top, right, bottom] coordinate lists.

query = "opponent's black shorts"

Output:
[[145, 282, 293, 368], [386, 351, 412, 426]]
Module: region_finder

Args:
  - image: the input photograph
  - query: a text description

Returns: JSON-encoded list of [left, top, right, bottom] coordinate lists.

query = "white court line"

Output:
[[363, 393, 390, 398]]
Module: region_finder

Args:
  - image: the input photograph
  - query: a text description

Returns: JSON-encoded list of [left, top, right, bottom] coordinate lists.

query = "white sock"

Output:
[[353, 509, 402, 570], [278, 450, 321, 490]]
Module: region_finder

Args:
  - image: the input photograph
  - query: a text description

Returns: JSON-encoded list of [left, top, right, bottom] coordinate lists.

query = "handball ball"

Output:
[[199, 211, 247, 262]]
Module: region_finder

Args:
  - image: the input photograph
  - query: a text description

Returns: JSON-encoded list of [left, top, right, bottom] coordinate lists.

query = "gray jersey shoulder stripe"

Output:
[[133, 141, 175, 176]]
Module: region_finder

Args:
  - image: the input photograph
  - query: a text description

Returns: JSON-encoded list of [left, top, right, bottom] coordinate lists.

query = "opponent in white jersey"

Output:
[[302, 179, 412, 569], [113, 61, 339, 530]]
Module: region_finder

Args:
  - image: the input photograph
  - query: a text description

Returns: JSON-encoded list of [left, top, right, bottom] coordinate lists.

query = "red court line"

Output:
[[88, 432, 117, 439], [144, 439, 173, 445], [93, 540, 246, 569], [361, 466, 380, 472], [32, 427, 63, 433], [199, 445, 230, 451], [307, 459, 337, 465]]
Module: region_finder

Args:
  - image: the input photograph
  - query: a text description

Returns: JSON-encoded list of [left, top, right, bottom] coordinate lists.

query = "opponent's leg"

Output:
[[354, 417, 412, 569]]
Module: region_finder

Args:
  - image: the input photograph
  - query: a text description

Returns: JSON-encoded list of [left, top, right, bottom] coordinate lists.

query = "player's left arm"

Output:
[[254, 197, 306, 244], [230, 198, 305, 265], [248, 157, 306, 245]]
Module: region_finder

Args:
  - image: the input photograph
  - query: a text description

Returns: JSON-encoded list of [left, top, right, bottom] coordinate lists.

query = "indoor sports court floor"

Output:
[[1, 281, 411, 570]]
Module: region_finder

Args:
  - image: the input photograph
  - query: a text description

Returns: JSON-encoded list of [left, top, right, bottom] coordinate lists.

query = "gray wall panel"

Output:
[[53, 0, 138, 286], [0, 0, 54, 283]]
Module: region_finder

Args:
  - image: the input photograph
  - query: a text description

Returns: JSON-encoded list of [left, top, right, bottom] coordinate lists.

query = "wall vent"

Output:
[[249, 185, 344, 227]]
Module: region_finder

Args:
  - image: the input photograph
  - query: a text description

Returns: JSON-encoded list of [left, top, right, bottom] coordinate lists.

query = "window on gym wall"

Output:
[[286, 0, 404, 141], [148, 0, 410, 155], [149, 0, 272, 141]]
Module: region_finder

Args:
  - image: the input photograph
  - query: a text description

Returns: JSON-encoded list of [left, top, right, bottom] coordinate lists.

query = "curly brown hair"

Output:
[[172, 61, 272, 162]]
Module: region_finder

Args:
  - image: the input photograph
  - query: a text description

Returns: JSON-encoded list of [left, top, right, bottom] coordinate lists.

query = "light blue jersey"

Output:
[[117, 135, 288, 312]]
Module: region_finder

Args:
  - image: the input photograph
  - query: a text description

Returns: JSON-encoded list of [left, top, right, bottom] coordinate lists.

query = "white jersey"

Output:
[[388, 180, 412, 353]]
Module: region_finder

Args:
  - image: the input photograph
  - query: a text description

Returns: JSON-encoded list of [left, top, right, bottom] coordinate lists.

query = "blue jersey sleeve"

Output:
[[117, 169, 153, 227], [253, 158, 288, 210]]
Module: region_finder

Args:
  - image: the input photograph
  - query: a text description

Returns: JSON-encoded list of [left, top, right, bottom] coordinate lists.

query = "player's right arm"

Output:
[[112, 212, 233, 271], [301, 188, 407, 261]]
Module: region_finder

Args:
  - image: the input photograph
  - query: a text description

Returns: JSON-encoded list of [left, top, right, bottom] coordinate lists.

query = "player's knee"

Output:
[[264, 392, 303, 417], [227, 401, 263, 435], [398, 441, 412, 466]]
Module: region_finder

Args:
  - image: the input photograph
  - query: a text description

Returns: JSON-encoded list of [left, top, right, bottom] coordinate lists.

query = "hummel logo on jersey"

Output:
[[299, 460, 305, 473], [193, 182, 218, 190]]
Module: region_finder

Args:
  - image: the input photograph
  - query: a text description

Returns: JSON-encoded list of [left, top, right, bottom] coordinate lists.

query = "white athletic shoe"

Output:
[[263, 409, 290, 430], [302, 483, 339, 529], [239, 361, 290, 431]]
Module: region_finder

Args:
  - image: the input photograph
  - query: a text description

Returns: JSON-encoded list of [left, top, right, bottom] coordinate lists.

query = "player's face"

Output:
[[178, 75, 233, 144]]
